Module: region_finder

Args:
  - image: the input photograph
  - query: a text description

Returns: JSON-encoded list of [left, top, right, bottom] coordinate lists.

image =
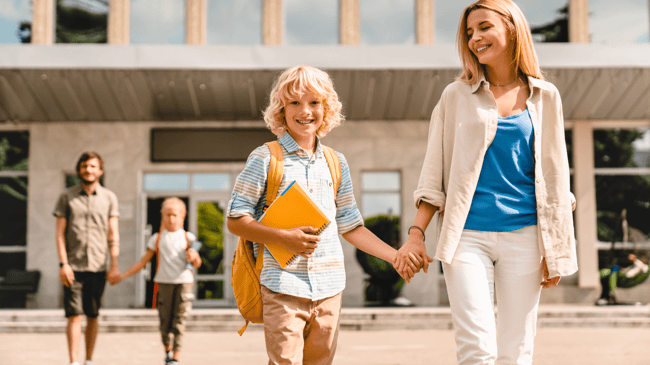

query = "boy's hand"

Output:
[[186, 248, 201, 268], [284, 226, 320, 258]]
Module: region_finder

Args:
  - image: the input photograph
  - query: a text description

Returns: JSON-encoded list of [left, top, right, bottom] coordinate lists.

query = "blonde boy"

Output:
[[112, 198, 200, 365], [227, 65, 421, 365]]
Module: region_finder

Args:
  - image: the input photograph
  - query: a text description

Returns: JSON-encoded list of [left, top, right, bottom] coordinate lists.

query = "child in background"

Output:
[[112, 197, 201, 365], [227, 65, 425, 364]]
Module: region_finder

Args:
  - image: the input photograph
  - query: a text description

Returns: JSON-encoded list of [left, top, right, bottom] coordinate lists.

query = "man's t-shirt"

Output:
[[53, 184, 119, 272]]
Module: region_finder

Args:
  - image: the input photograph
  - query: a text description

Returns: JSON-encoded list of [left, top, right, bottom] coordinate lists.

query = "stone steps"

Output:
[[2, 305, 649, 333]]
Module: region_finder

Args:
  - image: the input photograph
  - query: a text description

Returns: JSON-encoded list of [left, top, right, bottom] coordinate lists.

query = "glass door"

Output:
[[190, 192, 235, 307]]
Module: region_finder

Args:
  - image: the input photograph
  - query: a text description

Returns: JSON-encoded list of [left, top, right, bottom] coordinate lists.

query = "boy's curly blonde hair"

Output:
[[263, 65, 344, 138]]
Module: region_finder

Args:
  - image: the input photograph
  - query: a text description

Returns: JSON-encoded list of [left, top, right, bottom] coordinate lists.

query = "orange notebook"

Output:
[[259, 181, 330, 267]]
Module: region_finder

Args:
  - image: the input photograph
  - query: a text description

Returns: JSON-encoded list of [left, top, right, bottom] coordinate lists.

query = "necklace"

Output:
[[489, 76, 519, 87]]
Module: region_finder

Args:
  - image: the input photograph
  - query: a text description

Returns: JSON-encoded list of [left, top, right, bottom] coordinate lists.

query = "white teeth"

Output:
[[477, 45, 489, 52], [297, 120, 313, 124]]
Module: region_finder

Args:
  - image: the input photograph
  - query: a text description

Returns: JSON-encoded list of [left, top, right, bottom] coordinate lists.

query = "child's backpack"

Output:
[[231, 140, 341, 335], [151, 230, 193, 309]]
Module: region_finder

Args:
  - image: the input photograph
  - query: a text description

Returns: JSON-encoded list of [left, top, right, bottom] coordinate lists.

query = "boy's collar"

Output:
[[278, 132, 322, 156]]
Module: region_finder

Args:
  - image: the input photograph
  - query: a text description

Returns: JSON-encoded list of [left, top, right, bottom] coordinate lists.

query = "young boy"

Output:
[[227, 65, 424, 364], [112, 197, 201, 365]]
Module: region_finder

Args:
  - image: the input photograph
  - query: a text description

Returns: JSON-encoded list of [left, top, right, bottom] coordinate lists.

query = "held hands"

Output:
[[394, 230, 434, 283], [107, 269, 122, 285], [283, 226, 321, 259]]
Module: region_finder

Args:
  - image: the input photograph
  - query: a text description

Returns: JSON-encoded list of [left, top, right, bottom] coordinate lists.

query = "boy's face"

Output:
[[284, 92, 324, 143], [161, 204, 185, 232]]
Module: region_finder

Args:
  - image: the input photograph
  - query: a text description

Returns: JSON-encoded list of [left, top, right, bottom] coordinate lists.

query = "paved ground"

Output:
[[2, 327, 650, 365]]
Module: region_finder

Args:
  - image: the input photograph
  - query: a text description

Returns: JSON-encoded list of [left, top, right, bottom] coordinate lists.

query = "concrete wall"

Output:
[[26, 119, 443, 309]]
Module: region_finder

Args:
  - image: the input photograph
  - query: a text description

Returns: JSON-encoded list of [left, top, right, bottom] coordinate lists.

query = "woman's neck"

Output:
[[484, 64, 519, 86]]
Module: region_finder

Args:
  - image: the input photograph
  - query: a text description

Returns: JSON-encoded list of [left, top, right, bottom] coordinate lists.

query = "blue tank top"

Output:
[[464, 109, 537, 232]]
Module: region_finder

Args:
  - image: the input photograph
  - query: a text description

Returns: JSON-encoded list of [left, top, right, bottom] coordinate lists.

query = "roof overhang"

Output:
[[1, 44, 650, 122]]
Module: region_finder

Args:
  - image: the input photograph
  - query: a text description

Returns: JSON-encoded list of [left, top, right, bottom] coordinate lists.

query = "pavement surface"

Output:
[[2, 327, 650, 365]]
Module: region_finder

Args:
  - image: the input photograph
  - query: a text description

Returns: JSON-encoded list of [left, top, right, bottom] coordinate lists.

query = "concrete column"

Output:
[[569, 0, 589, 43], [108, 0, 130, 44], [31, 0, 54, 44], [186, 0, 206, 45], [339, 0, 359, 45], [263, 0, 282, 45], [416, 0, 434, 44], [573, 122, 599, 288]]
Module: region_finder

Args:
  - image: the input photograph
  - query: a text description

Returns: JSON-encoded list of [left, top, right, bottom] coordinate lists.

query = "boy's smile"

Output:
[[284, 91, 324, 148]]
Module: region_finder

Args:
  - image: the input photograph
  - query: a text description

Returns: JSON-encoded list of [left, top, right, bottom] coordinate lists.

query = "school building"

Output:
[[2, 0, 650, 309]]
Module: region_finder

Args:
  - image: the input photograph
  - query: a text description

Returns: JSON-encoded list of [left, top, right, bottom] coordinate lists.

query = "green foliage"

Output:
[[0, 132, 29, 247], [197, 202, 225, 275], [356, 214, 404, 305], [56, 0, 108, 44], [530, 5, 569, 42]]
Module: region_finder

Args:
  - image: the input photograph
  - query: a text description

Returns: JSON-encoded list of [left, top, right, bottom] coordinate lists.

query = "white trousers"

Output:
[[442, 225, 542, 365]]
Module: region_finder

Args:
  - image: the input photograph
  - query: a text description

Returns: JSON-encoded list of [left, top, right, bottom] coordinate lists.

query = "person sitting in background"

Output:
[[597, 253, 649, 306]]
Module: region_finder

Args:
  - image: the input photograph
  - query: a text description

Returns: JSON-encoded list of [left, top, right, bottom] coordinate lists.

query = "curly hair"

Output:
[[263, 65, 344, 138]]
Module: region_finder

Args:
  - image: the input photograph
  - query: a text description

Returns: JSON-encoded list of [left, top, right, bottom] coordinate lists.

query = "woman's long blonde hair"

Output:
[[263, 65, 344, 138], [456, 0, 543, 84]]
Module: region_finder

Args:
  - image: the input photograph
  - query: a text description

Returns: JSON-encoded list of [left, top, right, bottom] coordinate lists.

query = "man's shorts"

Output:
[[63, 271, 107, 318]]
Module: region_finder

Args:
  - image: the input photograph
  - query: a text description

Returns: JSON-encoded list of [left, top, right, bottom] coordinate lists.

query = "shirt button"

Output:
[[538, 204, 542, 208], [536, 179, 541, 183], [309, 189, 313, 193], [329, 182, 332, 187], [542, 226, 547, 231]]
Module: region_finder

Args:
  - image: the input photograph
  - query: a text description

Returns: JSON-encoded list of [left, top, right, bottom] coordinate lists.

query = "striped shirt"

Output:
[[227, 132, 364, 300]]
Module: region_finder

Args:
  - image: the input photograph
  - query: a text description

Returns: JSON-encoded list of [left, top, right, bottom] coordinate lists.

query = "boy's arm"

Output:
[[186, 249, 201, 268], [227, 215, 321, 258], [114, 249, 155, 284], [342, 226, 419, 282]]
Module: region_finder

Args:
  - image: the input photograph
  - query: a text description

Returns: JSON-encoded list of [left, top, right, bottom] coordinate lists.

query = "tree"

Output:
[[17, 0, 108, 44], [530, 5, 569, 42]]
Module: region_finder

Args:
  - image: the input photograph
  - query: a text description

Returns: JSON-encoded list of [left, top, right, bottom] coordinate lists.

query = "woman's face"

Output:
[[466, 8, 513, 68]]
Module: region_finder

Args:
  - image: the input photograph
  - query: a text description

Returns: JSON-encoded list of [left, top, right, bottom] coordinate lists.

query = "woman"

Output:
[[396, 1, 577, 364]]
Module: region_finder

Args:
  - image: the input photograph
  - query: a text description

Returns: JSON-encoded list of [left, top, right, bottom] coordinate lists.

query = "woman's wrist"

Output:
[[408, 225, 426, 241]]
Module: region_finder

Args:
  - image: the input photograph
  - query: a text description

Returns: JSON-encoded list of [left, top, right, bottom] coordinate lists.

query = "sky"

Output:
[[2, 0, 649, 44]]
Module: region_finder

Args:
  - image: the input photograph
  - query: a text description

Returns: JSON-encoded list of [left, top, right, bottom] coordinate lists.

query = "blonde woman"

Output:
[[396, 1, 577, 363]]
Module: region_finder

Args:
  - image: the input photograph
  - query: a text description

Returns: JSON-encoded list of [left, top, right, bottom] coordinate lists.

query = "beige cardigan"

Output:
[[414, 75, 578, 278]]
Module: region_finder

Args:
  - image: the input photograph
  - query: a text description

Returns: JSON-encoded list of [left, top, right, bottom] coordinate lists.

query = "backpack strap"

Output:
[[254, 141, 285, 273], [152, 231, 162, 309], [321, 145, 341, 199]]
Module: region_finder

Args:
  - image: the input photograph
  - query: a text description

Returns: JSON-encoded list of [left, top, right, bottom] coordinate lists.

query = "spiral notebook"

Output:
[[259, 180, 330, 268]]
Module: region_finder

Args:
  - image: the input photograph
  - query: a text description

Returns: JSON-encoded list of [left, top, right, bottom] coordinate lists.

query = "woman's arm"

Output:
[[342, 226, 416, 281], [395, 201, 438, 276], [227, 216, 321, 259]]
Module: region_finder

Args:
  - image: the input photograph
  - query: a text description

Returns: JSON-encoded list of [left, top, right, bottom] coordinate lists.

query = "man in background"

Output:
[[54, 152, 120, 365]]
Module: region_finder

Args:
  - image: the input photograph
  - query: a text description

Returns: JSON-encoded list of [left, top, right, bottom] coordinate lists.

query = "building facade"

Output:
[[2, 0, 650, 309]]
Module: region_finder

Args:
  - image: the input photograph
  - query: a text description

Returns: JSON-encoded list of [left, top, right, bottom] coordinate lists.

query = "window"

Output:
[[0, 131, 28, 277], [360, 0, 415, 44], [131, 0, 185, 44], [0, 0, 31, 43], [361, 171, 401, 247], [590, 0, 649, 43], [207, 0, 262, 45], [285, 0, 338, 45], [593, 127, 650, 268], [55, 0, 108, 43]]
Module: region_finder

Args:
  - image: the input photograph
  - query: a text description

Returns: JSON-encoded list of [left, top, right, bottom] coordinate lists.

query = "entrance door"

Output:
[[139, 171, 239, 308], [189, 193, 235, 307]]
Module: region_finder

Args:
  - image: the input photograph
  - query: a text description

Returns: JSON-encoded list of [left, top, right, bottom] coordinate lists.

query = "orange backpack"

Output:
[[231, 140, 341, 335]]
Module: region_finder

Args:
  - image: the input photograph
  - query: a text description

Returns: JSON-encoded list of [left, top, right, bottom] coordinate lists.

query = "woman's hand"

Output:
[[541, 257, 561, 289], [395, 232, 433, 283]]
